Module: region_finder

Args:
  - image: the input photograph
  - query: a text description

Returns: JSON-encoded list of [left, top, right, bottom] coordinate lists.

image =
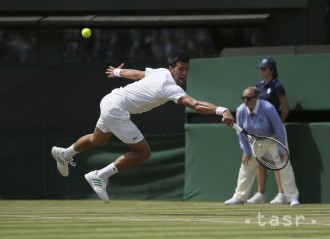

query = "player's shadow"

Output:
[[286, 124, 323, 203]]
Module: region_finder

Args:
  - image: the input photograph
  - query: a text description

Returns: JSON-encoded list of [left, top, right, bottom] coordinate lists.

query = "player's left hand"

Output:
[[222, 110, 234, 126], [106, 63, 124, 78]]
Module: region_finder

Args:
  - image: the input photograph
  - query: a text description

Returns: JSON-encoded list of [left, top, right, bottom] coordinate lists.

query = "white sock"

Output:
[[97, 163, 118, 179], [63, 144, 78, 160]]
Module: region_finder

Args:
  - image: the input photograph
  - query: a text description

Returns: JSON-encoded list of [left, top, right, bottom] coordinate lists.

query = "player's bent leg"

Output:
[[114, 139, 151, 171], [52, 128, 113, 177], [84, 139, 150, 203], [74, 127, 114, 152]]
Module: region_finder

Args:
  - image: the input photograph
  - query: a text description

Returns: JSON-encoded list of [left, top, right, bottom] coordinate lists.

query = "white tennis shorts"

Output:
[[96, 93, 144, 144]]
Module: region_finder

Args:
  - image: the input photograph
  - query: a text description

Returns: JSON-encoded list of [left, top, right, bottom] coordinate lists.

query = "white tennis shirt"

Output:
[[110, 67, 187, 114]]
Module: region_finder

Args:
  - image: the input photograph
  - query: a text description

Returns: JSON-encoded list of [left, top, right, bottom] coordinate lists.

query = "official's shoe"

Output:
[[270, 193, 287, 204], [247, 192, 266, 204], [85, 170, 110, 204], [224, 197, 244, 205], [51, 146, 76, 177], [290, 199, 300, 206]]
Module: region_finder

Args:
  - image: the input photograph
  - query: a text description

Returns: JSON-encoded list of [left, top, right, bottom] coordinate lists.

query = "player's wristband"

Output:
[[114, 68, 122, 77], [215, 106, 228, 115]]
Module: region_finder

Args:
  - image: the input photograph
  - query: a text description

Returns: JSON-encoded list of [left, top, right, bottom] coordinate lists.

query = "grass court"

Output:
[[0, 200, 329, 239]]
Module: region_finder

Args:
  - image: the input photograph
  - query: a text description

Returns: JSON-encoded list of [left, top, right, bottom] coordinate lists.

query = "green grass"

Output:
[[0, 200, 329, 239]]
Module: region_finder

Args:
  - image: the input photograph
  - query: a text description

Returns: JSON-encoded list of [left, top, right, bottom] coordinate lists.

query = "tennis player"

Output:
[[51, 52, 234, 203]]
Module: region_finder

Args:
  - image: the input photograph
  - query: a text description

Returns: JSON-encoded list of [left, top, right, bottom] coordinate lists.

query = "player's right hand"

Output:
[[106, 63, 124, 78], [221, 110, 234, 126]]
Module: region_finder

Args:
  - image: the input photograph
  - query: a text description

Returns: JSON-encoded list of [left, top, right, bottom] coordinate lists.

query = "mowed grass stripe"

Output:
[[1, 214, 329, 226], [0, 200, 329, 239]]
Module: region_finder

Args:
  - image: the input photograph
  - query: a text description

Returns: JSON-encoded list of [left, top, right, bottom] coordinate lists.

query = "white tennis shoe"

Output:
[[270, 193, 287, 204], [51, 146, 76, 177], [224, 197, 244, 205], [247, 192, 266, 204], [85, 170, 110, 204], [290, 199, 300, 206]]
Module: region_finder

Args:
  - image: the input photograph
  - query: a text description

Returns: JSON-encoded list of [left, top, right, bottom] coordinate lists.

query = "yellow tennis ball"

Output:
[[81, 28, 92, 38]]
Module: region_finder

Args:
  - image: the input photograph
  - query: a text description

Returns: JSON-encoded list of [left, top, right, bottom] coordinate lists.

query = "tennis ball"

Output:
[[81, 28, 92, 38]]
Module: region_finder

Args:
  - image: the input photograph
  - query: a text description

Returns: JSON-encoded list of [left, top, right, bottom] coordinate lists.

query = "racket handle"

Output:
[[232, 123, 243, 133]]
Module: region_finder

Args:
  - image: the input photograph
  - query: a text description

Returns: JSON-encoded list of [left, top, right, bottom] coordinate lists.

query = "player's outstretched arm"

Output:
[[178, 95, 234, 126], [106, 63, 145, 80]]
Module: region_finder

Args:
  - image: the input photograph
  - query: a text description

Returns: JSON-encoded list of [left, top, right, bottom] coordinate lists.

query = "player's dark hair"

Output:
[[168, 52, 190, 67]]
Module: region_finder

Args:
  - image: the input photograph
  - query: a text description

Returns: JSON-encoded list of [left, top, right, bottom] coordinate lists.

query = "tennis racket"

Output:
[[232, 123, 289, 170]]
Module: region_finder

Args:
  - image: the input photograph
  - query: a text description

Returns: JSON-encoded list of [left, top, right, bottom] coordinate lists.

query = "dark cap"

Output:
[[258, 58, 277, 69]]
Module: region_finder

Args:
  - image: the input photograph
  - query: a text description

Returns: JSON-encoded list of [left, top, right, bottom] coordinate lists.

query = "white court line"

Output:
[[0, 214, 330, 227]]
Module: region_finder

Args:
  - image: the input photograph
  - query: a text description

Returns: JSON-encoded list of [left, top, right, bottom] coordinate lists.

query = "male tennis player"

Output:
[[51, 52, 234, 203]]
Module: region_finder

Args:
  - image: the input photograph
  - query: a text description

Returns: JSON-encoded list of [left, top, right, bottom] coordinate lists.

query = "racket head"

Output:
[[251, 136, 290, 170]]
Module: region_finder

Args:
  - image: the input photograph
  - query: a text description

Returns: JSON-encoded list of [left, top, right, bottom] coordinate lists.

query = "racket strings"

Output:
[[252, 138, 289, 170]]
